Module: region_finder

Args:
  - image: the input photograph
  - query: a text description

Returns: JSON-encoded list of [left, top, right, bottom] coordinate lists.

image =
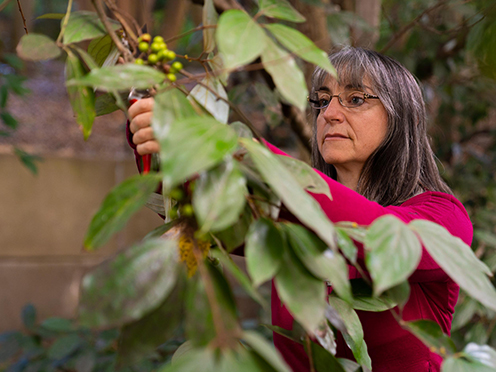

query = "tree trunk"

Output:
[[352, 0, 381, 48]]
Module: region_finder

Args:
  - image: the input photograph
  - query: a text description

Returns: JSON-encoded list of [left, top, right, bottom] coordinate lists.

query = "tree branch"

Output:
[[16, 0, 28, 34]]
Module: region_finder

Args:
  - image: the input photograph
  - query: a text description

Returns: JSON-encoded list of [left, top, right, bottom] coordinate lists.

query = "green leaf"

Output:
[[41, 318, 73, 332], [193, 160, 247, 233], [66, 50, 96, 139], [274, 245, 327, 332], [95, 93, 119, 116], [282, 223, 351, 303], [67, 64, 166, 92], [211, 248, 266, 307], [463, 343, 496, 369], [409, 219, 496, 311], [452, 297, 479, 331], [189, 76, 229, 123], [338, 358, 362, 372], [208, 53, 229, 86], [16, 34, 61, 61], [37, 13, 65, 19], [384, 280, 410, 309], [276, 155, 332, 199], [14, 148, 42, 175], [214, 204, 253, 252], [328, 297, 372, 370], [216, 10, 267, 70], [75, 351, 96, 372], [243, 331, 292, 372], [245, 218, 284, 287], [159, 116, 238, 191], [88, 34, 116, 67], [117, 273, 186, 367], [240, 139, 337, 250], [84, 174, 160, 250], [265, 24, 335, 76], [402, 319, 456, 355], [308, 341, 346, 372], [47, 334, 82, 360], [467, 9, 496, 80], [21, 304, 36, 330], [158, 347, 215, 372], [335, 227, 358, 264], [0, 112, 17, 129], [259, 0, 306, 23], [143, 219, 179, 240], [63, 11, 121, 45], [79, 238, 180, 328], [261, 37, 307, 112], [365, 215, 421, 296], [0, 85, 8, 108], [231, 121, 254, 139], [203, 0, 218, 54], [442, 357, 495, 372], [185, 276, 216, 347]]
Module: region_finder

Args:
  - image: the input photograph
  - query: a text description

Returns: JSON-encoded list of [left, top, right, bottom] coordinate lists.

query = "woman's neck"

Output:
[[334, 166, 361, 191]]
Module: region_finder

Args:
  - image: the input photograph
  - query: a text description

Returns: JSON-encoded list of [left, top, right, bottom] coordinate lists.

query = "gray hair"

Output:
[[311, 47, 452, 206]]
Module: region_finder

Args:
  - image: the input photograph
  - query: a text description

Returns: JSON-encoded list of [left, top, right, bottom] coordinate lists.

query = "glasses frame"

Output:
[[307, 90, 380, 110]]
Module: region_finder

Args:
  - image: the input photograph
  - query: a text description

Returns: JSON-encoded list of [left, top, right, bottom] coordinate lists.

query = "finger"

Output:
[[129, 112, 153, 134], [132, 127, 155, 145], [128, 97, 154, 120], [117, 57, 125, 65], [136, 140, 160, 156]]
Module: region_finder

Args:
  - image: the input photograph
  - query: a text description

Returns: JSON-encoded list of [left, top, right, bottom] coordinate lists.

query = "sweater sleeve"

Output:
[[265, 141, 473, 282]]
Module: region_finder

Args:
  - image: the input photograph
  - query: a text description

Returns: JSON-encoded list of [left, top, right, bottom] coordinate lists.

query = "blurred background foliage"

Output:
[[1, 0, 496, 369]]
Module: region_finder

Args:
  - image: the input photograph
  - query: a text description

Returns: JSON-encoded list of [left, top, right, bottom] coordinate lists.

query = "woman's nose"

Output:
[[322, 97, 345, 123]]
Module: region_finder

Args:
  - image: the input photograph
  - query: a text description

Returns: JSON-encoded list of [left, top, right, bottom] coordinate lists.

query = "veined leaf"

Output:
[[88, 35, 116, 67], [84, 173, 161, 250], [335, 227, 358, 264], [282, 223, 351, 303], [261, 37, 307, 112], [189, 76, 229, 123], [95, 93, 119, 116], [243, 331, 292, 372], [265, 23, 335, 76], [365, 215, 421, 296], [62, 11, 121, 45], [79, 238, 180, 328], [203, 0, 218, 53], [245, 218, 284, 287], [208, 53, 229, 86], [402, 319, 456, 355], [328, 297, 372, 370], [159, 116, 238, 191], [409, 219, 496, 311], [308, 341, 346, 372], [16, 34, 61, 61], [259, 0, 306, 23], [240, 139, 337, 250], [216, 10, 267, 70], [67, 64, 166, 91], [66, 50, 96, 139]]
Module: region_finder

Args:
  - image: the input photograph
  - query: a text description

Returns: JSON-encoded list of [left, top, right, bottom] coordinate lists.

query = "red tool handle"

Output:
[[129, 98, 151, 174]]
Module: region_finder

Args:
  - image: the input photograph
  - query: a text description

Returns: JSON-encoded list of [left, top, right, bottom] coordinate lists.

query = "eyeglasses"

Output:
[[307, 90, 380, 110]]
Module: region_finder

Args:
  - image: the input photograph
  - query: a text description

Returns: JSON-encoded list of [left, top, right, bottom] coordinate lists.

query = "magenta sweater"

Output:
[[266, 142, 473, 372]]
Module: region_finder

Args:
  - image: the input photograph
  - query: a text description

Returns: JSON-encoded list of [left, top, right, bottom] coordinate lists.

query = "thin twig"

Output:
[[91, 0, 133, 62], [16, 0, 28, 34], [165, 24, 217, 44], [56, 0, 73, 43], [103, 0, 138, 46], [305, 335, 316, 372]]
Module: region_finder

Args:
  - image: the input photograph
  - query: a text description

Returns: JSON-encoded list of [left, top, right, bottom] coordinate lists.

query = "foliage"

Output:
[[5, 0, 496, 371]]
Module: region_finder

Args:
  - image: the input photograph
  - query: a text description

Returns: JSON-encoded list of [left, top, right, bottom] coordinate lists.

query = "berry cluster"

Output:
[[135, 34, 184, 83], [169, 187, 194, 219]]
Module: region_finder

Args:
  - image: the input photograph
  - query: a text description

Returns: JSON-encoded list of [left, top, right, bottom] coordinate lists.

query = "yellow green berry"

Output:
[[157, 49, 167, 61], [165, 50, 176, 60], [171, 61, 183, 71], [153, 36, 165, 44], [170, 188, 184, 201], [138, 41, 149, 53], [182, 204, 194, 217], [135, 58, 144, 65], [139, 33, 151, 43], [151, 42, 162, 53], [167, 73, 177, 82], [148, 53, 159, 64]]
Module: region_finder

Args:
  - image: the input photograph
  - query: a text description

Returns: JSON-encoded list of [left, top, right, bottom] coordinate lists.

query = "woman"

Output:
[[127, 47, 472, 372]]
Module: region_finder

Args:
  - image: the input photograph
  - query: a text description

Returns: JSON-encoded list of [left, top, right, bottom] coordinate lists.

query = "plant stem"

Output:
[[103, 0, 138, 46], [165, 24, 217, 44], [16, 0, 28, 34], [91, 0, 133, 63], [305, 335, 316, 372], [56, 0, 73, 43]]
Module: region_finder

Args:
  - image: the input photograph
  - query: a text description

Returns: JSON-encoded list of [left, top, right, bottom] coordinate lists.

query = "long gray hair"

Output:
[[311, 47, 452, 206]]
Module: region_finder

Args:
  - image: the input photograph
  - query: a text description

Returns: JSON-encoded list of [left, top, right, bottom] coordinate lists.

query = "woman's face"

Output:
[[316, 76, 388, 174]]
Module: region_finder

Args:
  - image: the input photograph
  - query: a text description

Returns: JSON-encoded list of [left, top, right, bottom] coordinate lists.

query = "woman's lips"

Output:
[[324, 133, 349, 140]]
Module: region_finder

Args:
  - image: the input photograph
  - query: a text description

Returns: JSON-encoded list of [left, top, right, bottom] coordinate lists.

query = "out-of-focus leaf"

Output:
[[158, 347, 215, 372], [1, 111, 18, 129], [21, 304, 36, 330], [37, 13, 65, 19], [203, 0, 218, 53], [315, 320, 337, 355], [62, 11, 120, 44], [75, 350, 96, 372], [80, 237, 180, 328], [47, 334, 82, 360], [208, 53, 229, 85], [245, 218, 284, 287], [282, 223, 351, 303], [117, 272, 186, 367], [308, 341, 346, 372], [16, 34, 61, 61], [88, 34, 116, 67], [189, 76, 229, 123], [159, 116, 238, 191], [365, 215, 421, 296], [95, 93, 119, 116], [84, 174, 161, 250], [14, 148, 42, 175], [171, 340, 194, 363], [410, 220, 496, 311], [452, 297, 479, 331], [230, 121, 254, 139], [403, 319, 456, 355], [338, 358, 361, 372], [243, 331, 292, 372], [41, 318, 73, 332], [328, 297, 372, 370], [442, 357, 495, 372], [335, 227, 358, 264], [143, 220, 179, 240], [216, 10, 267, 70], [463, 343, 496, 369], [467, 9, 496, 80], [0, 85, 8, 108], [67, 64, 166, 91], [383, 280, 410, 309], [240, 139, 337, 250], [66, 50, 96, 139], [265, 23, 335, 76], [261, 38, 307, 112], [274, 245, 327, 332], [185, 274, 216, 347], [211, 248, 266, 307], [214, 204, 253, 252], [276, 155, 332, 199], [475, 229, 496, 248], [259, 0, 305, 23]]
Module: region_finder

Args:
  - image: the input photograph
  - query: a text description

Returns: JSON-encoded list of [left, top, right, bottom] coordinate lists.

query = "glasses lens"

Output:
[[311, 93, 331, 109], [341, 91, 366, 108]]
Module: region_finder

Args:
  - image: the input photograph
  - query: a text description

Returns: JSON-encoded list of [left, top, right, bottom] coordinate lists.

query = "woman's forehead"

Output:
[[318, 75, 373, 92]]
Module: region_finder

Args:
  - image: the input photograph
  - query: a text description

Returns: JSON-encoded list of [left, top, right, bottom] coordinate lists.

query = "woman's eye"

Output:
[[319, 98, 330, 107], [348, 94, 365, 106]]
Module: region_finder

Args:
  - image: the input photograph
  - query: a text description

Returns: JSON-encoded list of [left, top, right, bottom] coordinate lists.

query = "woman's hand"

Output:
[[128, 97, 160, 156]]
